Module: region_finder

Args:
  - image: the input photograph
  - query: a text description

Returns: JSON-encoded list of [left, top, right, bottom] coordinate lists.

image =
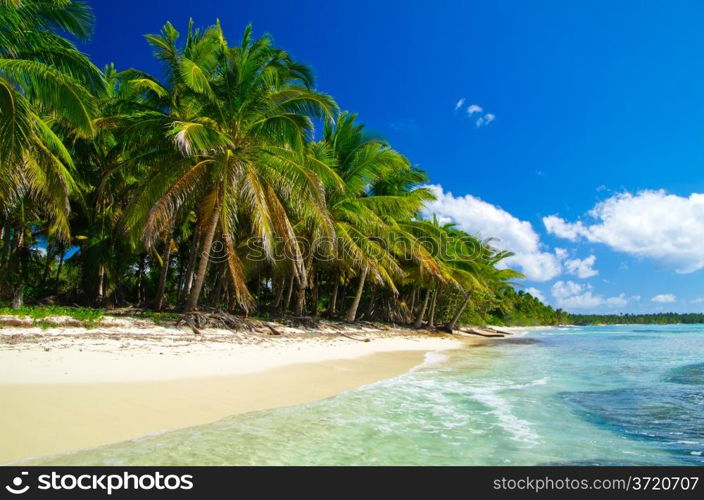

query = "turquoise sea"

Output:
[[40, 324, 704, 465]]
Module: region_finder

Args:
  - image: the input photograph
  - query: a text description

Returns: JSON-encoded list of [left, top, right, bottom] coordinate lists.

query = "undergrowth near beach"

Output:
[[0, 306, 105, 328]]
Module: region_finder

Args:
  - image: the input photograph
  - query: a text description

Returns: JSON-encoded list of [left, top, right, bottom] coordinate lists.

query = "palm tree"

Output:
[[315, 112, 422, 321], [0, 0, 102, 306], [0, 12, 541, 325], [124, 21, 338, 312], [441, 230, 524, 330]]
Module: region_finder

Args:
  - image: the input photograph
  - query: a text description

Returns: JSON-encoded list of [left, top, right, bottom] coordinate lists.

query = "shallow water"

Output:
[[40, 324, 704, 465]]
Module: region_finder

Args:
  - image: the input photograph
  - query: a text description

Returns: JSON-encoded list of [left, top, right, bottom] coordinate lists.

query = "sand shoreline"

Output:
[[0, 318, 467, 464]]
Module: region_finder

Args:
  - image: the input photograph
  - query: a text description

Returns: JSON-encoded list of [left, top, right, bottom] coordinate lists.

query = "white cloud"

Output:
[[422, 184, 561, 281], [544, 190, 704, 273], [651, 294, 676, 303], [552, 280, 584, 299], [455, 102, 495, 127], [564, 255, 598, 278], [551, 280, 632, 310], [543, 215, 587, 241], [691, 297, 704, 304], [474, 111, 496, 128], [525, 287, 546, 303], [605, 294, 628, 307]]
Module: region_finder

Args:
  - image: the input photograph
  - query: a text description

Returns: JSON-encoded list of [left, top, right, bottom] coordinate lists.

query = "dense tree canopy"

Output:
[[0, 1, 568, 327]]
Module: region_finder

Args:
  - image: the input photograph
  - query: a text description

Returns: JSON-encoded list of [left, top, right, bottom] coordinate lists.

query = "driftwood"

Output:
[[338, 332, 371, 342], [458, 328, 505, 338], [278, 316, 323, 329], [176, 311, 258, 334], [264, 323, 283, 335]]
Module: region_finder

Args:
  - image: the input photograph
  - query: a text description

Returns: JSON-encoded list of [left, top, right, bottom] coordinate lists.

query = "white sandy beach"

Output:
[[0, 316, 466, 464]]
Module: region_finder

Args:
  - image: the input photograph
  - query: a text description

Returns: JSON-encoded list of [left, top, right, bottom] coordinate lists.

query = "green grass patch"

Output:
[[135, 310, 181, 325], [0, 306, 104, 328]]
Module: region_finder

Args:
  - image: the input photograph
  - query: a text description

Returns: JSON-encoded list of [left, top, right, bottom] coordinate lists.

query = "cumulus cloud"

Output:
[[651, 294, 676, 303], [605, 294, 629, 307], [455, 98, 466, 111], [422, 185, 561, 281], [564, 255, 598, 278], [543, 215, 587, 241], [551, 280, 631, 310], [543, 190, 704, 273], [524, 287, 546, 302], [467, 104, 483, 115]]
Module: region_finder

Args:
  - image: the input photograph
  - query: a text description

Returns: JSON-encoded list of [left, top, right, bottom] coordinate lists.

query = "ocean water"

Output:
[[39, 325, 704, 465]]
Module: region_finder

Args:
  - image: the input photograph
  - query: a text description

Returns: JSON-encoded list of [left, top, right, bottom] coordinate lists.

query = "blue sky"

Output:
[[82, 0, 704, 313]]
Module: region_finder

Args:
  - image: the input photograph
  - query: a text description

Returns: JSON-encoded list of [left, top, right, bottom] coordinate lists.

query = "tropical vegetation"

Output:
[[569, 313, 704, 325], [0, 1, 565, 328]]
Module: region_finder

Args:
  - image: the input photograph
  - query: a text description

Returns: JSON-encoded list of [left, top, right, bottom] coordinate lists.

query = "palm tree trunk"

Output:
[[410, 287, 417, 318], [11, 230, 25, 309], [311, 272, 319, 317], [293, 250, 312, 315], [41, 243, 53, 286], [366, 286, 376, 318], [185, 198, 221, 312], [11, 285, 24, 309], [136, 254, 145, 306], [447, 291, 472, 331], [0, 223, 10, 269], [181, 225, 200, 300], [54, 243, 64, 293], [428, 288, 437, 329], [284, 274, 295, 312], [212, 267, 225, 307], [329, 278, 339, 316], [273, 277, 285, 312], [96, 265, 105, 304], [414, 288, 431, 328], [154, 235, 173, 311], [294, 283, 305, 316], [345, 266, 368, 322]]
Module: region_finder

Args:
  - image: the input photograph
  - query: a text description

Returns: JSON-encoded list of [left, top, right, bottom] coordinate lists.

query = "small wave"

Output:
[[463, 377, 549, 445], [468, 389, 539, 444], [409, 351, 450, 372]]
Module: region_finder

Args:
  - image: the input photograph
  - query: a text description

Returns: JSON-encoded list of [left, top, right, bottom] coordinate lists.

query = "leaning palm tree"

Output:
[[441, 230, 524, 330], [317, 112, 440, 321], [124, 21, 338, 311]]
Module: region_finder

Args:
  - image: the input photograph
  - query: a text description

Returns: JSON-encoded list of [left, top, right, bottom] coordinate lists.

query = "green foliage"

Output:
[[569, 313, 704, 325], [0, 5, 570, 328], [136, 310, 181, 325], [464, 288, 568, 326], [0, 305, 104, 326]]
